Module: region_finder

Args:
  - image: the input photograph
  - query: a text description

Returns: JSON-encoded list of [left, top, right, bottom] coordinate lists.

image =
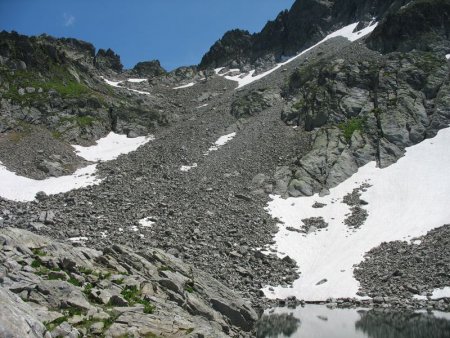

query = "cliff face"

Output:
[[199, 0, 410, 69]]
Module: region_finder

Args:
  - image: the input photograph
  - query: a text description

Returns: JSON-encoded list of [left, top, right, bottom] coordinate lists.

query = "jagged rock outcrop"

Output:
[[131, 60, 166, 78], [94, 48, 123, 73], [199, 0, 409, 70], [200, 29, 253, 69], [0, 227, 257, 337]]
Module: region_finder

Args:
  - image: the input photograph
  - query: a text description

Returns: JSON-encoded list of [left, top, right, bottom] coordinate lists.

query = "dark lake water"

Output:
[[256, 305, 450, 338]]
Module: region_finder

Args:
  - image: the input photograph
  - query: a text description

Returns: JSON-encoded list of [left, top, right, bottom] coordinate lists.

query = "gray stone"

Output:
[[0, 287, 47, 338]]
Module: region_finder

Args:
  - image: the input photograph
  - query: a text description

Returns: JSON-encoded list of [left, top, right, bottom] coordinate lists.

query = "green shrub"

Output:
[[338, 117, 366, 142]]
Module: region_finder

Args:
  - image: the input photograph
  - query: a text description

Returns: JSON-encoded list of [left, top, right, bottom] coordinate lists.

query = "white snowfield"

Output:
[[414, 287, 450, 300], [263, 126, 450, 301], [73, 132, 153, 162], [0, 132, 152, 202], [0, 163, 100, 202], [204, 132, 236, 155], [218, 21, 378, 89], [101, 77, 150, 95], [173, 82, 195, 89]]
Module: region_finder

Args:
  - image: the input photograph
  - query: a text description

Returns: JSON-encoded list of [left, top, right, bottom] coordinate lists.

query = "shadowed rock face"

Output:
[[367, 0, 450, 53], [199, 0, 408, 69]]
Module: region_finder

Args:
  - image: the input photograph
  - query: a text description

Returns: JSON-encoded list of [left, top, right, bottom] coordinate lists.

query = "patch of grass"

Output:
[[142, 333, 161, 338], [338, 117, 366, 142], [121, 285, 140, 303], [47, 274, 65, 281], [68, 277, 81, 287], [79, 266, 93, 275], [52, 130, 62, 139], [32, 248, 47, 257], [102, 311, 120, 331], [185, 328, 195, 334], [44, 315, 68, 331], [113, 278, 124, 285], [139, 299, 156, 314], [120, 285, 155, 313], [292, 99, 304, 111], [83, 283, 93, 295], [31, 259, 42, 268], [65, 306, 84, 317], [184, 285, 194, 293], [98, 271, 112, 280], [0, 66, 92, 106], [59, 115, 96, 128]]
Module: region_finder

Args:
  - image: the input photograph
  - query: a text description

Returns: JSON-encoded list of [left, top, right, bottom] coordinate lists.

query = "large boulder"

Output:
[[0, 287, 47, 338]]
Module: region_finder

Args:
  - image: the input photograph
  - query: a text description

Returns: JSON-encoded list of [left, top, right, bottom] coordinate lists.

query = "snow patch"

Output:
[[214, 67, 225, 74], [102, 77, 150, 95], [102, 77, 122, 87], [0, 163, 101, 202], [173, 82, 195, 89], [204, 132, 236, 155], [73, 132, 153, 162], [446, 54, 450, 60], [69, 237, 89, 243], [127, 78, 147, 83], [263, 126, 450, 301], [196, 104, 208, 109], [0, 132, 153, 202], [223, 21, 378, 89], [180, 163, 198, 172], [414, 287, 450, 300], [138, 217, 155, 228]]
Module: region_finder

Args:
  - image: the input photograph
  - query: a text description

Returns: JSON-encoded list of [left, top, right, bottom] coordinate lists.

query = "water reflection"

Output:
[[356, 310, 450, 338], [256, 313, 301, 338], [256, 306, 450, 338]]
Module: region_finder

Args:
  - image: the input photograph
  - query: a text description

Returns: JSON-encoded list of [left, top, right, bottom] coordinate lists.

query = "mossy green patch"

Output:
[[338, 117, 366, 142]]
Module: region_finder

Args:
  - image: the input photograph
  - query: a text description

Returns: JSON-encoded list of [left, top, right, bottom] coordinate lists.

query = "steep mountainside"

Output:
[[199, 0, 412, 70], [1, 0, 450, 337]]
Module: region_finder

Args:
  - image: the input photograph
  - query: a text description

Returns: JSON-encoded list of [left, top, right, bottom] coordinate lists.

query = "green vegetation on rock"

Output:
[[338, 117, 366, 142]]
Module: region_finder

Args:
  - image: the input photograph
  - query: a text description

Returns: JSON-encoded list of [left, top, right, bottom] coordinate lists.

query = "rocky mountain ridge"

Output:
[[199, 0, 411, 70]]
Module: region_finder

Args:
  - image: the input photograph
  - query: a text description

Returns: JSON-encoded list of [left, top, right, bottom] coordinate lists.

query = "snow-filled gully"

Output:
[[263, 127, 450, 301]]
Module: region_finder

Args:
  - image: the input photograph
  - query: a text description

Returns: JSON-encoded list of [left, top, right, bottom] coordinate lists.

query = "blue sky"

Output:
[[0, 0, 294, 70]]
